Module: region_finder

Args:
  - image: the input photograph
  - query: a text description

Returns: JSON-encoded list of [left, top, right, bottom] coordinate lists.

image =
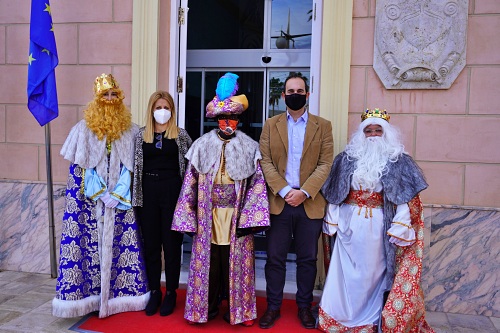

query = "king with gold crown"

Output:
[[53, 74, 149, 318], [318, 109, 435, 332]]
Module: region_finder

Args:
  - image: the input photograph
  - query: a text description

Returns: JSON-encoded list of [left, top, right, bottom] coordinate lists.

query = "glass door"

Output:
[[184, 0, 313, 141], [182, 0, 314, 261]]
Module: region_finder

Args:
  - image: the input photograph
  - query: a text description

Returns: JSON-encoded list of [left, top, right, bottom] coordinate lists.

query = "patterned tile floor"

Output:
[[0, 259, 498, 332]]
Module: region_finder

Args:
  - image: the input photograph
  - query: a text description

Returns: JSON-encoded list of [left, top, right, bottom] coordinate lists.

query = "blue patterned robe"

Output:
[[52, 120, 149, 318]]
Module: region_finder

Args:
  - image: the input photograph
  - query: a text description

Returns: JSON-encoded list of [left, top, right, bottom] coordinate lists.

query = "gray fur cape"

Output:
[[186, 129, 261, 179], [321, 151, 428, 288]]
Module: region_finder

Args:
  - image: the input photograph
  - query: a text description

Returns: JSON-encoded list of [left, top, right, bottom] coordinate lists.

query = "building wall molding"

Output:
[[320, 0, 353, 154], [131, 0, 160, 126]]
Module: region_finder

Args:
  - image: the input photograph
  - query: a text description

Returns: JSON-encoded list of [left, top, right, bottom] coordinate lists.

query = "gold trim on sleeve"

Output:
[[392, 221, 413, 229], [387, 232, 415, 242], [110, 192, 131, 204], [324, 220, 338, 227], [90, 187, 106, 201]]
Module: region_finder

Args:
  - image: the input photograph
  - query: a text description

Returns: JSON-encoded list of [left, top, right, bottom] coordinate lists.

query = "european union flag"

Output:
[[27, 0, 59, 126]]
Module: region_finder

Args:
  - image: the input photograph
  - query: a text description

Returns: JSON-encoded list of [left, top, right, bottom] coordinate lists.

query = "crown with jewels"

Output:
[[361, 108, 390, 122], [93, 73, 119, 95]]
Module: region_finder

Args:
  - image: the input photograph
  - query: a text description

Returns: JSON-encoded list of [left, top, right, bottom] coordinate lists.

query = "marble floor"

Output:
[[0, 259, 499, 332]]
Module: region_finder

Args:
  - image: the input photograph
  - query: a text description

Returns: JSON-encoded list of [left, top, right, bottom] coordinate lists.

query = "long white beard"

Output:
[[351, 136, 392, 192]]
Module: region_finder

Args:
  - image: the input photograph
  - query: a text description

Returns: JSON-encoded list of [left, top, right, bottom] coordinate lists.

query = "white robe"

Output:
[[319, 179, 414, 327]]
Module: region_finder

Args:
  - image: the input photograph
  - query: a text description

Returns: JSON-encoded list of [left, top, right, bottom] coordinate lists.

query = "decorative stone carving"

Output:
[[373, 0, 468, 89]]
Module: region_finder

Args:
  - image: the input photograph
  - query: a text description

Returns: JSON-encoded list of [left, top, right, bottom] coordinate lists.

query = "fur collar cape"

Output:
[[322, 151, 428, 205], [186, 129, 261, 181], [60, 119, 138, 172]]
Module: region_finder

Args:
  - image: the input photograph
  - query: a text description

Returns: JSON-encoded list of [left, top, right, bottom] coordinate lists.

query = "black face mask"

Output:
[[284, 93, 307, 111]]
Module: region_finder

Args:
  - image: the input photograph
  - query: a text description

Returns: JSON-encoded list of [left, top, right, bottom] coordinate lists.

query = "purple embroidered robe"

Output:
[[172, 130, 270, 325], [53, 120, 149, 318]]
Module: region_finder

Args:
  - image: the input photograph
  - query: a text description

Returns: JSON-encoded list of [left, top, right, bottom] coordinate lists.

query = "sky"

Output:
[[270, 0, 313, 49]]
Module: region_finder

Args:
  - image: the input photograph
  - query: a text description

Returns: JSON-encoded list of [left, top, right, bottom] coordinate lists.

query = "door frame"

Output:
[[168, 0, 189, 128]]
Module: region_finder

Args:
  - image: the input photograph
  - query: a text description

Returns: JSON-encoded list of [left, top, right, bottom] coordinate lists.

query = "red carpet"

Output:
[[77, 289, 314, 332]]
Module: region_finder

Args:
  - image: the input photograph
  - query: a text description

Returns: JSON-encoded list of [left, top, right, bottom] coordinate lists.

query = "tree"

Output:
[[268, 77, 284, 115]]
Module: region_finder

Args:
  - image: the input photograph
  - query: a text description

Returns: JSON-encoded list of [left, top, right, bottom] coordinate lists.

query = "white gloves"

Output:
[[100, 192, 119, 208]]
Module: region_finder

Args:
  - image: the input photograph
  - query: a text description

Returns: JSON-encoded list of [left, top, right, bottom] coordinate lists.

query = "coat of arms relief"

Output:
[[373, 0, 468, 89]]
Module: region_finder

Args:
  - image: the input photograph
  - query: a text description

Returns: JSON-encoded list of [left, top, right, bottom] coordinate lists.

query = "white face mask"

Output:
[[153, 108, 171, 125]]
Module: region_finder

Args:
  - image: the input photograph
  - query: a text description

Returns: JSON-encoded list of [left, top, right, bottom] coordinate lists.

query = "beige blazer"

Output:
[[259, 112, 334, 219]]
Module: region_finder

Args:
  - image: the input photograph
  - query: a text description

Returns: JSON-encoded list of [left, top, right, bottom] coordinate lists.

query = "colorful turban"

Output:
[[206, 72, 249, 118]]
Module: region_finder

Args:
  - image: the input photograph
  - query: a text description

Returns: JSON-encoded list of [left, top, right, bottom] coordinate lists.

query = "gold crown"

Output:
[[361, 108, 390, 122], [94, 73, 119, 95]]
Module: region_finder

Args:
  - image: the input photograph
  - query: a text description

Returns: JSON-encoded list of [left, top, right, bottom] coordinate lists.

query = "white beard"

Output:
[[351, 136, 391, 192], [345, 121, 405, 192]]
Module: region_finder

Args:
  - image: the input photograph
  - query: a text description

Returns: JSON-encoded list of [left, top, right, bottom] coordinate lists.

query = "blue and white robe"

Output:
[[53, 120, 149, 318]]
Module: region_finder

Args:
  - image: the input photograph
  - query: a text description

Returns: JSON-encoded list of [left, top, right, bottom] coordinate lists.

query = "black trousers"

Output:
[[139, 173, 183, 291], [264, 203, 322, 310], [208, 243, 230, 314]]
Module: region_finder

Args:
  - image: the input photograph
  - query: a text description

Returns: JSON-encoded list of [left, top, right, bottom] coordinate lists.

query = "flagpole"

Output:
[[45, 122, 58, 278]]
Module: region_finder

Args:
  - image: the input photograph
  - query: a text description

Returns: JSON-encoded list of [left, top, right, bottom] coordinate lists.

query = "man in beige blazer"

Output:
[[258, 73, 334, 329]]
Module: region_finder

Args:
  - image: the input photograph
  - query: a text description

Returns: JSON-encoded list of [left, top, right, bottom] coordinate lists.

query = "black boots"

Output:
[[145, 290, 162, 316], [160, 290, 177, 316], [145, 289, 177, 316]]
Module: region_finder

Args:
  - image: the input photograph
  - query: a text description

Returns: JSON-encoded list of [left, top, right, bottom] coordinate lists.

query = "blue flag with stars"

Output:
[[27, 0, 59, 126]]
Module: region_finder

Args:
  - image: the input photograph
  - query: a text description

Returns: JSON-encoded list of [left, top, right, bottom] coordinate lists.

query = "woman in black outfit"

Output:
[[132, 91, 192, 316]]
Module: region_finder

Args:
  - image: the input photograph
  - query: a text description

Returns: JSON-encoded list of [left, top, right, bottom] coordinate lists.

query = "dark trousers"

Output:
[[139, 174, 184, 291], [264, 203, 322, 310], [208, 243, 230, 314]]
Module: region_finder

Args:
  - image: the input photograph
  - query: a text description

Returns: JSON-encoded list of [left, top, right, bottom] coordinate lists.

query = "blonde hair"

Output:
[[143, 90, 179, 142], [84, 88, 132, 143]]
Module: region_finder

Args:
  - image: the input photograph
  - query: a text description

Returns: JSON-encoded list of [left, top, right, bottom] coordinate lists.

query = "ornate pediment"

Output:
[[373, 0, 468, 89]]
